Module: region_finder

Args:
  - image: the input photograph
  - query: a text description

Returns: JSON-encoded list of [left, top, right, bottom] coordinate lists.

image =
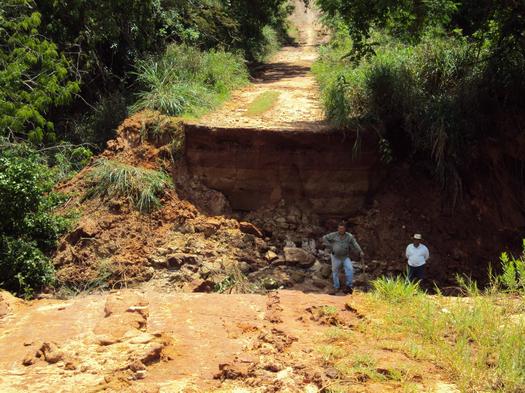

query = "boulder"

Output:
[[353, 273, 370, 287], [188, 279, 215, 293], [283, 247, 315, 268], [312, 278, 328, 289], [239, 221, 263, 238], [166, 253, 201, 269], [289, 270, 306, 284], [66, 219, 99, 244]]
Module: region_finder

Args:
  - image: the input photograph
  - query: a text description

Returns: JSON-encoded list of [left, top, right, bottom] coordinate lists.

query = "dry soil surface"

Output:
[[0, 289, 457, 392]]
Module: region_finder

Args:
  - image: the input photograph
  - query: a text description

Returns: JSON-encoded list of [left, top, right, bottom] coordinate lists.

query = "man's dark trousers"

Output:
[[407, 265, 425, 283]]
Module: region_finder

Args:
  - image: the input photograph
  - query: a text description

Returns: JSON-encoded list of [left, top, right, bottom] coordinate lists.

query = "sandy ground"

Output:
[[193, 0, 330, 132]]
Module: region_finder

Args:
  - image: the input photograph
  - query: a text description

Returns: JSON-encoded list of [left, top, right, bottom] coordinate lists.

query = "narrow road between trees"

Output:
[[193, 0, 330, 132]]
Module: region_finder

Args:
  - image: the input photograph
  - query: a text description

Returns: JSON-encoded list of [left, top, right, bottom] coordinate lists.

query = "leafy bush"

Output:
[[253, 26, 281, 63], [0, 142, 71, 296], [0, 237, 55, 298], [314, 33, 486, 194], [131, 45, 248, 117], [85, 159, 172, 213], [315, 0, 525, 198]]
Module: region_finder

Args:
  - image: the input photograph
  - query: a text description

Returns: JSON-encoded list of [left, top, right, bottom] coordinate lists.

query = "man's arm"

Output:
[[424, 246, 430, 261], [322, 232, 335, 247], [406, 245, 411, 259], [349, 235, 364, 256]]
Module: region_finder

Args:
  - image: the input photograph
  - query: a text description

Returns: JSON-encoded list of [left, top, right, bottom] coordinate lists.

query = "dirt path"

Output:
[[193, 0, 330, 132], [0, 289, 457, 392]]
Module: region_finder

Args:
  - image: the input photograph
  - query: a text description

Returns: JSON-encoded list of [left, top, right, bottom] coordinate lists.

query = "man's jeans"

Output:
[[331, 255, 353, 289]]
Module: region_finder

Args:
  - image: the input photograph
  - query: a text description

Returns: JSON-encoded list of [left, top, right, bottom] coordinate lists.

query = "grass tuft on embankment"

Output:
[[318, 246, 525, 392], [84, 159, 172, 213]]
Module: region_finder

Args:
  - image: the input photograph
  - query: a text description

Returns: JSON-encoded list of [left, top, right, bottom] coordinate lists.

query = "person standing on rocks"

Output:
[[322, 222, 364, 295], [405, 234, 429, 284]]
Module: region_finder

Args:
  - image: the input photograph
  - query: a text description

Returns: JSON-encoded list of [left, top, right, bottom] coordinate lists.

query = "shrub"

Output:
[[0, 142, 70, 296], [490, 241, 525, 294], [253, 25, 281, 62], [70, 92, 129, 148], [131, 45, 248, 117], [0, 237, 55, 298], [84, 159, 172, 213]]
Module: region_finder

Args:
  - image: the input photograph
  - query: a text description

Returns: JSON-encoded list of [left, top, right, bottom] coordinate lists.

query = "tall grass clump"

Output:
[[84, 159, 172, 213], [371, 275, 422, 303], [131, 45, 249, 117]]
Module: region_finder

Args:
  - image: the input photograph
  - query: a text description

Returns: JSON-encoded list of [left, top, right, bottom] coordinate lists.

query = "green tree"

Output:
[[0, 0, 79, 143]]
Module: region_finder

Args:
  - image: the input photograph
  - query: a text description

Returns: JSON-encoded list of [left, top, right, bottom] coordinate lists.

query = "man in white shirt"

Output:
[[405, 234, 429, 283]]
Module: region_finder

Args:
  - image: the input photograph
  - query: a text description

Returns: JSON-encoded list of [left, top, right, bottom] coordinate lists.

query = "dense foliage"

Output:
[[0, 142, 74, 297], [0, 0, 79, 143], [313, 0, 525, 195]]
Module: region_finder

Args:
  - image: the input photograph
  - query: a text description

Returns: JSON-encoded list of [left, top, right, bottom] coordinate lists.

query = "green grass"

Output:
[[84, 159, 172, 213], [246, 91, 281, 116], [317, 245, 525, 392], [371, 275, 422, 303], [370, 282, 525, 392], [131, 44, 249, 117]]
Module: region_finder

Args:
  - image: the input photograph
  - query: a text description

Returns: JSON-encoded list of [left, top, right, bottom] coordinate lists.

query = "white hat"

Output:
[[413, 234, 422, 240]]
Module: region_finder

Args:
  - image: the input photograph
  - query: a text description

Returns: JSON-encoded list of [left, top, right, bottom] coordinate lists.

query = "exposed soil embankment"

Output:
[[184, 124, 381, 216]]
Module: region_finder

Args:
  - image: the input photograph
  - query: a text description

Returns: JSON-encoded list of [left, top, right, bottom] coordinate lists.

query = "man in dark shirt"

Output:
[[322, 222, 364, 295]]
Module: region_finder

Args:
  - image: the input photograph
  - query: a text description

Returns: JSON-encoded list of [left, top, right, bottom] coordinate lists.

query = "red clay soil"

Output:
[[0, 289, 456, 392]]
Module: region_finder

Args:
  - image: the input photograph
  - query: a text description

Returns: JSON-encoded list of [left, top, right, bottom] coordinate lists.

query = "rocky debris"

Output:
[[39, 342, 64, 364], [283, 247, 316, 268], [23, 342, 71, 366], [0, 290, 19, 319], [95, 293, 149, 339], [215, 361, 255, 380], [244, 201, 324, 243]]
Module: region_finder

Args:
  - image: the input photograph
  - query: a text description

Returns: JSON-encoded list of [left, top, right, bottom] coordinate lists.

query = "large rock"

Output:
[[283, 247, 315, 268], [166, 253, 201, 269], [239, 221, 263, 238], [66, 219, 99, 245]]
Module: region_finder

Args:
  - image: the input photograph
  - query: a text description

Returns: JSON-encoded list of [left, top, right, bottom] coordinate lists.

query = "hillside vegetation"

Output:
[[0, 0, 293, 297], [313, 0, 525, 198]]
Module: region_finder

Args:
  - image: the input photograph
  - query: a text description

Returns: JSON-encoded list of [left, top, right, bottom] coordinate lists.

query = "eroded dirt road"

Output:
[[193, 1, 330, 132], [0, 289, 456, 392]]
